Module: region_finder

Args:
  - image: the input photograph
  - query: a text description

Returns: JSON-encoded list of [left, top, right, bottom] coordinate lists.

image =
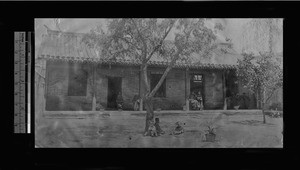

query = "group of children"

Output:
[[147, 118, 185, 137]]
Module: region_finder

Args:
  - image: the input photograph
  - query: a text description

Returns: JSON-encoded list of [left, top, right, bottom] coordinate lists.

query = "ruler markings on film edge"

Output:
[[27, 32, 31, 134], [14, 32, 30, 134]]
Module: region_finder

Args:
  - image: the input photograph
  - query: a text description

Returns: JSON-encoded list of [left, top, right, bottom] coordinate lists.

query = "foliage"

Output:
[[201, 113, 224, 135], [236, 52, 283, 108], [82, 19, 221, 100], [214, 22, 225, 32], [81, 19, 224, 134], [230, 94, 241, 106], [268, 102, 283, 111], [83, 19, 219, 62]]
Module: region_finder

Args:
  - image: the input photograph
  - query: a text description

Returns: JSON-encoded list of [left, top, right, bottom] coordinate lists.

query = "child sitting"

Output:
[[154, 118, 165, 135], [148, 120, 158, 137], [171, 121, 185, 135]]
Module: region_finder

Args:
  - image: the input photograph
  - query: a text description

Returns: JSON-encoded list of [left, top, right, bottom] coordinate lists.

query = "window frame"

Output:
[[150, 73, 166, 98]]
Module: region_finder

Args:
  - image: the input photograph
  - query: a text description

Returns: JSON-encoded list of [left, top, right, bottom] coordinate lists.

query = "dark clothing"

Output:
[[241, 94, 250, 109], [116, 94, 123, 103], [116, 93, 123, 109], [154, 122, 164, 135], [132, 95, 139, 103], [173, 125, 184, 135]]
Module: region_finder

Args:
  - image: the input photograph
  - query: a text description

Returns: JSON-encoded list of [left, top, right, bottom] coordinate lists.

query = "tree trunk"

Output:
[[141, 48, 181, 136], [139, 66, 144, 111], [143, 97, 154, 135], [140, 64, 154, 135], [262, 89, 266, 124], [262, 103, 266, 124], [256, 91, 260, 109]]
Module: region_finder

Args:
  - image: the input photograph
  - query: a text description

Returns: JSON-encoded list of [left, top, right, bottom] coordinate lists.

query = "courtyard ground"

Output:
[[35, 110, 283, 148]]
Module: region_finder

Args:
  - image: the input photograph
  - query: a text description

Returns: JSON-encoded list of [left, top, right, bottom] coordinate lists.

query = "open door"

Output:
[[190, 74, 205, 109], [107, 77, 122, 110]]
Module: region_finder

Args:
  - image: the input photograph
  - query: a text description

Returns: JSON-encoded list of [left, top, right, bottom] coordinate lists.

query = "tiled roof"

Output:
[[37, 29, 237, 70]]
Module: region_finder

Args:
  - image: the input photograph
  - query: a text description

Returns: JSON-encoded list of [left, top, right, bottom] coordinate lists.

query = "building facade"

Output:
[[36, 29, 261, 112]]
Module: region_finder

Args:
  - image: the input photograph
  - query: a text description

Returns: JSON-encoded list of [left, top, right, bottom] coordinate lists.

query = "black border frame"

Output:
[[2, 1, 297, 169]]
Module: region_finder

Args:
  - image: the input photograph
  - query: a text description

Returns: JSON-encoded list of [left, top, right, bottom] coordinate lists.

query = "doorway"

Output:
[[107, 77, 122, 110], [190, 74, 205, 108]]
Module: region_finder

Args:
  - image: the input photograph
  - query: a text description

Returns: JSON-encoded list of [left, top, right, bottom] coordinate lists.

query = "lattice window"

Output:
[[193, 74, 202, 82]]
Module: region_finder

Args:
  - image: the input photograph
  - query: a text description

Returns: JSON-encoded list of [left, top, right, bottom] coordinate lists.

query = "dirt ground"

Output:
[[35, 111, 283, 148]]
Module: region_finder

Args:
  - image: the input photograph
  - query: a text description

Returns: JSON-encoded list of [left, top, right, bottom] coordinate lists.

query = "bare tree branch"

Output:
[[147, 48, 182, 98], [130, 19, 147, 61], [145, 20, 176, 63], [265, 87, 278, 104]]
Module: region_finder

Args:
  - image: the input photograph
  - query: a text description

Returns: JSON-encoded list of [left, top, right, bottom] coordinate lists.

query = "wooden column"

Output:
[[139, 65, 143, 111], [223, 70, 227, 110], [185, 68, 190, 111]]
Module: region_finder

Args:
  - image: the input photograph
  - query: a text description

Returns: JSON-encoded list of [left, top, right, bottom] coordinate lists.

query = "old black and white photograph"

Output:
[[35, 18, 283, 148]]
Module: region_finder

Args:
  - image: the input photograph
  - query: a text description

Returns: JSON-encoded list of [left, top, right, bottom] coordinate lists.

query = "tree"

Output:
[[236, 52, 283, 123], [81, 25, 106, 111], [82, 19, 219, 135], [241, 18, 283, 109]]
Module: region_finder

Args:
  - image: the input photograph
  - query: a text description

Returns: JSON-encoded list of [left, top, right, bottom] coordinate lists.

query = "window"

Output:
[[68, 62, 88, 96], [150, 73, 166, 97], [193, 74, 202, 82]]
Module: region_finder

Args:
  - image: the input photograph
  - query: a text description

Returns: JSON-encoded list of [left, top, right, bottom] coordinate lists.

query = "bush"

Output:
[[269, 102, 283, 111]]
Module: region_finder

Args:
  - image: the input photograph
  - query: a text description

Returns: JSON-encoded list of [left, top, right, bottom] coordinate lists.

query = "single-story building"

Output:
[[35, 29, 261, 112]]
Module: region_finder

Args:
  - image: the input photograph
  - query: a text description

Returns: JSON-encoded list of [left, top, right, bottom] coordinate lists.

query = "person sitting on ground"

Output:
[[148, 120, 158, 137], [170, 121, 185, 135], [154, 118, 165, 135], [116, 92, 123, 110]]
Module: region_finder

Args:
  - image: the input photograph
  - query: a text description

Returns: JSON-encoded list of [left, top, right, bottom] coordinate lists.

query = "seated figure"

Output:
[[171, 121, 185, 135], [132, 94, 140, 111], [154, 118, 165, 135], [148, 120, 158, 137], [116, 92, 123, 110]]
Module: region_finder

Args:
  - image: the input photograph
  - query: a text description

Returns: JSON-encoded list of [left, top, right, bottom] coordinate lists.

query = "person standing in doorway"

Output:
[[116, 92, 123, 110], [196, 91, 204, 110], [132, 94, 140, 111]]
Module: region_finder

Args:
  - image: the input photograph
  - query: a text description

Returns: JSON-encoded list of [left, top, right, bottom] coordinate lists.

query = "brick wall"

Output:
[[45, 61, 93, 111], [202, 70, 224, 109], [45, 61, 228, 111], [97, 65, 140, 110], [149, 67, 186, 110], [45, 61, 69, 111]]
